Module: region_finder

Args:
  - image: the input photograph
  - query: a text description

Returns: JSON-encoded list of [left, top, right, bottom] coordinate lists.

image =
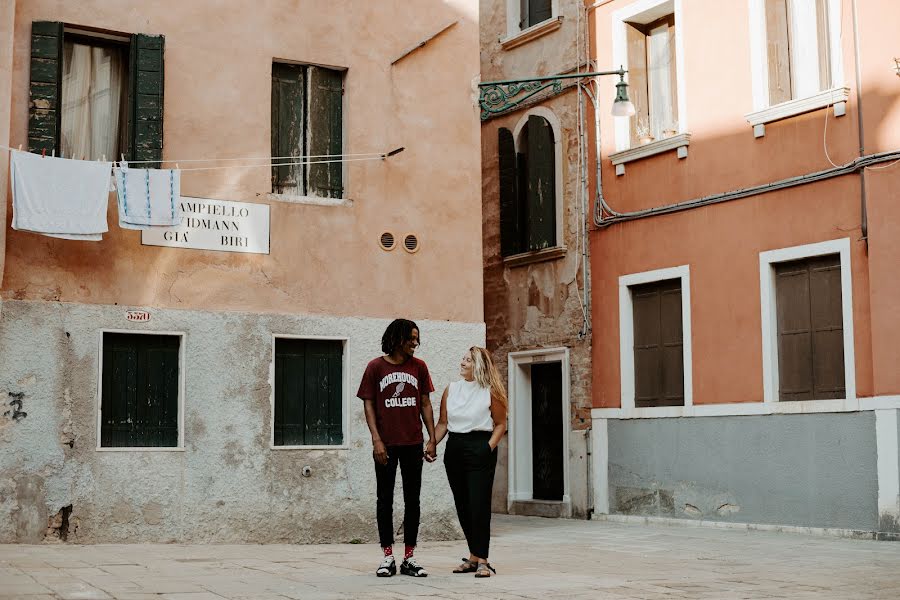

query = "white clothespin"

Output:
[[51, 149, 55, 157], [102, 154, 106, 162], [17, 144, 22, 152]]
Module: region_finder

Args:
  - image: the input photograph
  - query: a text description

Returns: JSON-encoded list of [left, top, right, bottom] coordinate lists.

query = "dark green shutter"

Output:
[[101, 333, 179, 448], [271, 63, 305, 194], [274, 339, 343, 446], [526, 115, 556, 251], [28, 21, 63, 154], [529, 0, 552, 26], [307, 67, 344, 199], [128, 34, 164, 167], [498, 127, 520, 257]]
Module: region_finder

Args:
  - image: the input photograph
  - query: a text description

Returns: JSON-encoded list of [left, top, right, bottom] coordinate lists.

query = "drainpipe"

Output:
[[852, 0, 868, 250]]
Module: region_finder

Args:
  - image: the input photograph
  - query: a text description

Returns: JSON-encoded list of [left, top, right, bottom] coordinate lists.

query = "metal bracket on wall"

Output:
[[478, 68, 626, 121]]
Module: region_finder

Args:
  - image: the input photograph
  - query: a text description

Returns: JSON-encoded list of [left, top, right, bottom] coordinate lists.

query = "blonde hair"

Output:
[[469, 346, 508, 408]]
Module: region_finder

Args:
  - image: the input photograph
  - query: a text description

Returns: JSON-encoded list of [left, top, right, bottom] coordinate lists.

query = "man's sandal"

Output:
[[474, 562, 496, 578], [453, 558, 478, 573]]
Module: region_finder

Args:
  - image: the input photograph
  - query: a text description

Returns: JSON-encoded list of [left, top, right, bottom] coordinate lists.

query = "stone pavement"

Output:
[[2, 514, 900, 599]]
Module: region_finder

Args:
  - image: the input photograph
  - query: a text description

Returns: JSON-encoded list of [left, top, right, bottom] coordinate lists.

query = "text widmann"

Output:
[[141, 197, 270, 254]]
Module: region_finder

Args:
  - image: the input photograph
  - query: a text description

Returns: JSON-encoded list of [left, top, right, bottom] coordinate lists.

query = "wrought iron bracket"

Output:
[[478, 69, 626, 121]]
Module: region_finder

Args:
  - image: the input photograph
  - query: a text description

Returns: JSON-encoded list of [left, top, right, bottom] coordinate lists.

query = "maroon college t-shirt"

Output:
[[357, 356, 435, 447]]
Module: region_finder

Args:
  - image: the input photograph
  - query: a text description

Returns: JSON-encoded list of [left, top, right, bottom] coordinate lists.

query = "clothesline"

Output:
[[0, 145, 405, 171]]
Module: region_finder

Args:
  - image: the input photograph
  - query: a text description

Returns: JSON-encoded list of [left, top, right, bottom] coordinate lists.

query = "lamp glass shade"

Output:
[[611, 79, 636, 117], [611, 99, 636, 117]]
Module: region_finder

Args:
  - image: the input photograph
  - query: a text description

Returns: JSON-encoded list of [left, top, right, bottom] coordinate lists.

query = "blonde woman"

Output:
[[432, 346, 508, 577]]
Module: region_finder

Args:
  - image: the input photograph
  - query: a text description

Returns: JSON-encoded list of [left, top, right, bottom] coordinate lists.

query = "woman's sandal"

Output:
[[452, 558, 477, 574], [474, 562, 496, 578]]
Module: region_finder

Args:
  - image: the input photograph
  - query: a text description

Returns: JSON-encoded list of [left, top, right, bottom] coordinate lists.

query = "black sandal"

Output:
[[474, 562, 496, 578], [452, 558, 477, 573]]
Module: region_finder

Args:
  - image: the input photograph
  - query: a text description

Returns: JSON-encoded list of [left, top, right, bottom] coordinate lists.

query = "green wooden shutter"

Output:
[[529, 0, 552, 27], [307, 66, 344, 199], [275, 338, 306, 445], [498, 127, 520, 257], [28, 21, 63, 154], [275, 339, 343, 446], [304, 340, 344, 445], [271, 63, 305, 195], [526, 115, 556, 251], [101, 333, 179, 448], [128, 34, 164, 167]]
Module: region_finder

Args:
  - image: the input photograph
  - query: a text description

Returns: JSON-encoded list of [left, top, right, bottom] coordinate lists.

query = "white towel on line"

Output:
[[114, 166, 182, 230], [10, 150, 111, 241]]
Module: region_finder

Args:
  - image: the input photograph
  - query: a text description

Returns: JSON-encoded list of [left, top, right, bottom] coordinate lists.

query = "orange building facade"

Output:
[[587, 0, 900, 536]]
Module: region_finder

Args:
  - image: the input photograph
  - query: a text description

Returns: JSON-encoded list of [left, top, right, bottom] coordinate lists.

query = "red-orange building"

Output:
[[586, 0, 900, 537]]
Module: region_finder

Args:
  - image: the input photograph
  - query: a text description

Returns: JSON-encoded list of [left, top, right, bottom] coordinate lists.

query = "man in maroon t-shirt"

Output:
[[357, 318, 436, 578]]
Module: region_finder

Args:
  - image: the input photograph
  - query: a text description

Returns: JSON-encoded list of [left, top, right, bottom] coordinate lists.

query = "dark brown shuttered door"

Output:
[[28, 21, 63, 154], [531, 362, 564, 501], [274, 339, 343, 446], [498, 127, 520, 257], [271, 63, 305, 194], [307, 66, 344, 199], [128, 34, 164, 167], [101, 333, 180, 447], [775, 254, 845, 401], [526, 115, 556, 251], [632, 279, 684, 407]]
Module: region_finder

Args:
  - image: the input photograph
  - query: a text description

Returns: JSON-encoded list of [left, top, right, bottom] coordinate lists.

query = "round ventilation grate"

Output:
[[403, 234, 419, 253], [379, 232, 395, 251]]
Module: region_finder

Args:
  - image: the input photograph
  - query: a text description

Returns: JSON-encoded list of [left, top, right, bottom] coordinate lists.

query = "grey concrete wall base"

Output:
[[0, 300, 484, 543], [607, 413, 879, 532]]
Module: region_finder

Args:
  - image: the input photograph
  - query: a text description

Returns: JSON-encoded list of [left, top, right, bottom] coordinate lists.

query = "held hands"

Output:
[[424, 439, 437, 462], [372, 439, 388, 465]]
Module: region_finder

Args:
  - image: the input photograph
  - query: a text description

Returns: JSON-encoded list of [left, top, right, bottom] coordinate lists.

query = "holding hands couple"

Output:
[[357, 319, 508, 579]]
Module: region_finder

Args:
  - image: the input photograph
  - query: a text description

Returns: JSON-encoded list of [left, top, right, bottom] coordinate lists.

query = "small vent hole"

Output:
[[379, 232, 395, 251], [403, 234, 419, 253]]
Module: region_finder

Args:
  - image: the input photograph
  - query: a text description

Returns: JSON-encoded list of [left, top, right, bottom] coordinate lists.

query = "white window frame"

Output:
[[507, 347, 572, 515], [96, 329, 186, 452], [618, 265, 693, 412], [611, 0, 688, 154], [504, 107, 565, 260], [269, 334, 351, 450], [759, 237, 856, 404], [746, 0, 846, 135]]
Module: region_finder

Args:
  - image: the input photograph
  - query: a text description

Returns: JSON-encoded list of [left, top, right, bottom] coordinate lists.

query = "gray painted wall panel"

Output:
[[607, 413, 878, 531], [0, 300, 483, 543]]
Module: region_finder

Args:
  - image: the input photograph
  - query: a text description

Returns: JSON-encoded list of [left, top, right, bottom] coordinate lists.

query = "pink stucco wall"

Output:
[[2, 0, 483, 323]]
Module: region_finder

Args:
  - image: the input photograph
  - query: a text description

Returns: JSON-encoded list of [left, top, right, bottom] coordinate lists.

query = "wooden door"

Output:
[[531, 362, 564, 501]]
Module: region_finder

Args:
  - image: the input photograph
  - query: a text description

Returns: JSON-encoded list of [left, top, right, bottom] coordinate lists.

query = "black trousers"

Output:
[[444, 431, 498, 559], [374, 443, 423, 548]]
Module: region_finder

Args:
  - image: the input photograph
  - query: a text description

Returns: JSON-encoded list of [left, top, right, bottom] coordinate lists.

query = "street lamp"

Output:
[[478, 67, 634, 121]]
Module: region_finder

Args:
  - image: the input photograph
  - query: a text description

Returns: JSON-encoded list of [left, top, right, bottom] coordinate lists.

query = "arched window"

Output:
[[498, 114, 557, 257]]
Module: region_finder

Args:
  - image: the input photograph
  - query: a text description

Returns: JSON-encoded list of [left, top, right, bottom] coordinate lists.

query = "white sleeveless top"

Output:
[[447, 379, 494, 433]]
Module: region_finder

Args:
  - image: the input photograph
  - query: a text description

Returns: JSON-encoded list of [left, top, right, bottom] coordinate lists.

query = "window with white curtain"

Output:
[[60, 37, 128, 161]]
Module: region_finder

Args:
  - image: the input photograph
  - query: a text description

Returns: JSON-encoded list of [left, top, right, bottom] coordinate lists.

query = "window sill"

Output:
[[500, 16, 563, 51], [95, 447, 185, 452], [270, 445, 350, 451], [609, 133, 691, 176], [503, 246, 566, 268], [745, 86, 850, 138], [266, 193, 352, 207]]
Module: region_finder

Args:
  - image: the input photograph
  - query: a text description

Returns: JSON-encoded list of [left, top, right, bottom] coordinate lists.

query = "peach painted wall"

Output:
[[3, 0, 483, 323], [587, 0, 900, 406], [0, 0, 14, 290]]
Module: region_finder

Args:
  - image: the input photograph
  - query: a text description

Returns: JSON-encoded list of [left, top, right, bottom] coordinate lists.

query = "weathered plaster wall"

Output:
[[481, 0, 593, 517], [3, 0, 482, 324], [607, 413, 878, 531], [0, 300, 483, 543]]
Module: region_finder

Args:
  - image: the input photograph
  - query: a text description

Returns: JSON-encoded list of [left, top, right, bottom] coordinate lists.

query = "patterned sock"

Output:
[[404, 545, 415, 560], [383, 546, 393, 557]]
